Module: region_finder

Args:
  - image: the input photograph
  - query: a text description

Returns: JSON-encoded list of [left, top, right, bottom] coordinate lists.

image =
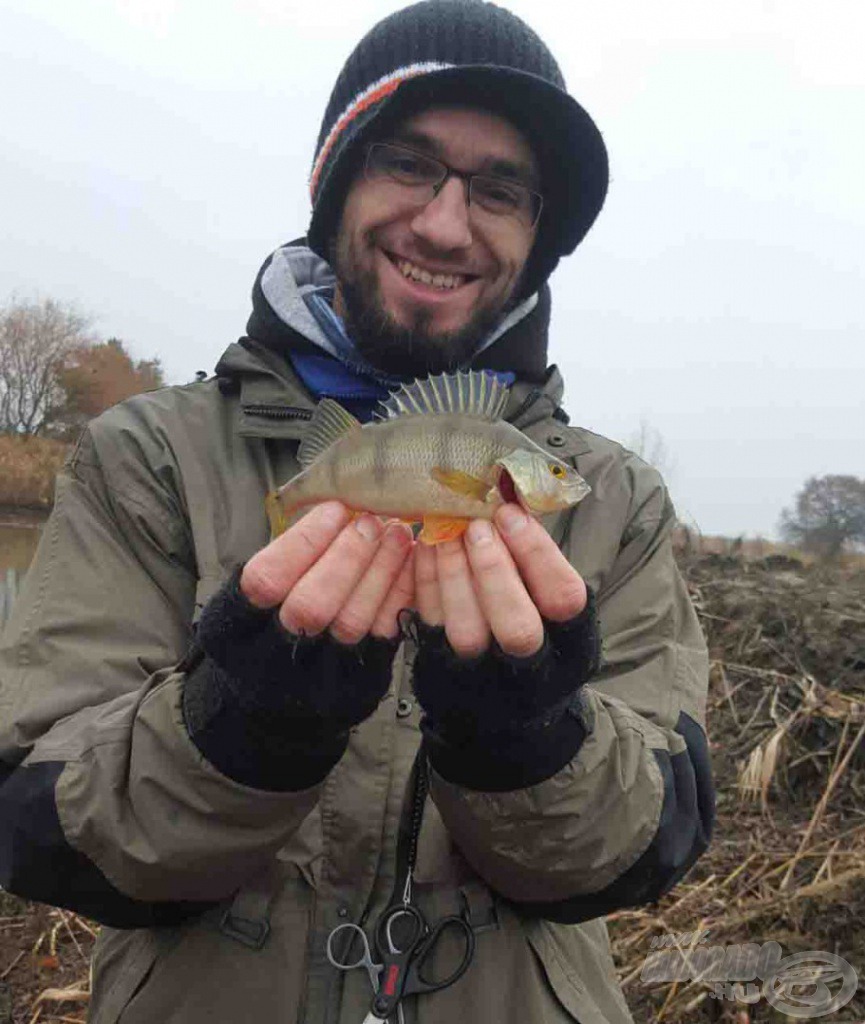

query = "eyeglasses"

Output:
[[364, 142, 543, 231]]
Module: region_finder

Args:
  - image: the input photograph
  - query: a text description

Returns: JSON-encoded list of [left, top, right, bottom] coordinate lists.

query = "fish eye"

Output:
[[549, 464, 566, 478]]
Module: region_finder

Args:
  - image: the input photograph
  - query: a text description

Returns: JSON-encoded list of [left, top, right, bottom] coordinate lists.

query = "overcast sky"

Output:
[[2, 0, 863, 538]]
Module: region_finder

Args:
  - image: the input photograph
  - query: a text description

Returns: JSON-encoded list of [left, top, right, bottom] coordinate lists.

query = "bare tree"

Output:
[[0, 297, 94, 435], [780, 475, 865, 560], [627, 416, 676, 482]]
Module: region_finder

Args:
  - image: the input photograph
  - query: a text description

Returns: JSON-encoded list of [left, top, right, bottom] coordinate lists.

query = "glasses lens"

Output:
[[470, 176, 542, 228], [367, 144, 443, 188]]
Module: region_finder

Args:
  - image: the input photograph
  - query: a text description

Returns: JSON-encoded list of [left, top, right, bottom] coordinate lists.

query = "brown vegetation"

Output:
[[609, 551, 865, 1022], [0, 436, 69, 510]]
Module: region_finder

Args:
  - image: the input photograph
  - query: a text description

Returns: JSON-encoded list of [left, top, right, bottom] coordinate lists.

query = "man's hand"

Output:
[[240, 501, 415, 643], [415, 504, 587, 658]]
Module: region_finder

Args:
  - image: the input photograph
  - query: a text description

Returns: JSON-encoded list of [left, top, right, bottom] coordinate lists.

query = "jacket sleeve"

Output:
[[426, 454, 714, 923], [0, 421, 323, 927]]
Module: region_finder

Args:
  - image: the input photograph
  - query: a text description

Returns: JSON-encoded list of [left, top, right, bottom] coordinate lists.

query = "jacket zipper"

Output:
[[243, 404, 313, 420]]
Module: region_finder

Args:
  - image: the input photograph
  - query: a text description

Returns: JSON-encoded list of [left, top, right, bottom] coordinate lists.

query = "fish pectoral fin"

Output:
[[419, 515, 471, 545], [430, 467, 492, 501], [265, 491, 290, 540]]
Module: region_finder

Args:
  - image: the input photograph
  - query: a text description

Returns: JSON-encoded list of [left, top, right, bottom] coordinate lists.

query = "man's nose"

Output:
[[409, 176, 473, 251]]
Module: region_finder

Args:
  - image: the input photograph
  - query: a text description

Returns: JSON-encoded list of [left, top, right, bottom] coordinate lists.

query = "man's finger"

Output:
[[279, 514, 384, 635], [463, 518, 544, 657], [241, 501, 351, 609], [436, 539, 491, 658], [370, 545, 417, 640], [330, 523, 414, 644], [494, 505, 587, 622], [415, 542, 444, 626]]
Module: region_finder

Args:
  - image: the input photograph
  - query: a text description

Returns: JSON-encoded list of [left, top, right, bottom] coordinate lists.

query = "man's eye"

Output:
[[380, 151, 437, 183], [473, 179, 523, 210], [387, 156, 423, 175]]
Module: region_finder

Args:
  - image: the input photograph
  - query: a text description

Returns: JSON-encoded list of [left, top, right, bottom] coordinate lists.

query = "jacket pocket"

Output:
[[414, 896, 630, 1024], [526, 918, 633, 1024], [90, 873, 313, 1024], [89, 927, 166, 1024]]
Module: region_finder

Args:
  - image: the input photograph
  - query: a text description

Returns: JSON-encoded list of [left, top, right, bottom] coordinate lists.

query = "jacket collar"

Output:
[[216, 242, 585, 450]]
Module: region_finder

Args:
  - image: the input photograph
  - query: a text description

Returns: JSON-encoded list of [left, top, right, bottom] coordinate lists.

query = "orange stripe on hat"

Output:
[[309, 61, 452, 200]]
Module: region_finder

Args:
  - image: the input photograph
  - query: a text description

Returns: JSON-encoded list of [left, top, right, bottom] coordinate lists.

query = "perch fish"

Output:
[[268, 370, 590, 545]]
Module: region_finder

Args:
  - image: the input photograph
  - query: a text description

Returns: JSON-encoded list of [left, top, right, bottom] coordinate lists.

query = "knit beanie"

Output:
[[307, 0, 609, 300]]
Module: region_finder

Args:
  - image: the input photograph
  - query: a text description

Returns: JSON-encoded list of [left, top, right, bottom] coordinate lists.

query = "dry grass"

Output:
[[608, 552, 865, 1022], [0, 436, 69, 509]]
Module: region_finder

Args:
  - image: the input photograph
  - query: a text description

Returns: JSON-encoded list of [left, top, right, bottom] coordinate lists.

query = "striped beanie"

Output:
[[306, 0, 609, 299]]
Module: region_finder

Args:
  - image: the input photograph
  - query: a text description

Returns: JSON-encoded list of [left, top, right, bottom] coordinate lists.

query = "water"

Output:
[[0, 516, 44, 627], [0, 517, 43, 574]]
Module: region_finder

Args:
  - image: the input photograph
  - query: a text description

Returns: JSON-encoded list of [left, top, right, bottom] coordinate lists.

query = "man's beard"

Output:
[[331, 232, 516, 378]]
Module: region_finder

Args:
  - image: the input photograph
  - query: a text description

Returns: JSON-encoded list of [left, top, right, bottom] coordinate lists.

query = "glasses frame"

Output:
[[364, 142, 544, 231]]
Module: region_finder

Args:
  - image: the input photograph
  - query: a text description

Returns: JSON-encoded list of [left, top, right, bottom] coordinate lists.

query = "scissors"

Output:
[[367, 902, 475, 1021], [326, 922, 406, 1024]]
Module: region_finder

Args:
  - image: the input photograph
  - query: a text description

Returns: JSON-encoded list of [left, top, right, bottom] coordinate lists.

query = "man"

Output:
[[0, 2, 714, 1021]]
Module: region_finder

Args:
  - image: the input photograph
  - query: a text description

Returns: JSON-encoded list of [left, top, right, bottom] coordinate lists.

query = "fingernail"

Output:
[[355, 514, 381, 542], [383, 522, 413, 548], [498, 504, 527, 535], [467, 519, 493, 546]]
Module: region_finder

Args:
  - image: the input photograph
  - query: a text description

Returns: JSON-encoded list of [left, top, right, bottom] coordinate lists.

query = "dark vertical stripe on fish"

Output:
[[373, 426, 389, 492], [437, 418, 456, 471], [328, 444, 341, 494]]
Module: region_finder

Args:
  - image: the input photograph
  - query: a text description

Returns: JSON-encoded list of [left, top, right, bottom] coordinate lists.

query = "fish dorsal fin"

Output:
[[375, 370, 510, 422], [297, 398, 361, 468]]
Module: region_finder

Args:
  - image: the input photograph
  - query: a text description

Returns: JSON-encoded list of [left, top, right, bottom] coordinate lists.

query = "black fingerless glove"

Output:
[[182, 567, 399, 791], [411, 588, 601, 792]]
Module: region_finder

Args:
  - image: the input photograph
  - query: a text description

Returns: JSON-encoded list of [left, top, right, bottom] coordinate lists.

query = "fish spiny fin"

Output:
[[430, 467, 493, 501], [375, 370, 510, 422], [419, 515, 470, 545], [297, 399, 361, 468]]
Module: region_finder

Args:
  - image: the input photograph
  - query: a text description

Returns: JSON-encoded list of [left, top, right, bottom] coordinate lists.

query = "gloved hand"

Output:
[[182, 503, 413, 791], [410, 588, 601, 791], [182, 568, 399, 791], [196, 565, 399, 728]]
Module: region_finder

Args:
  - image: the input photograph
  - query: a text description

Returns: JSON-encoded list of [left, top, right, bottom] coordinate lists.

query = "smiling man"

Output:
[[0, 2, 714, 1023], [331, 107, 541, 374]]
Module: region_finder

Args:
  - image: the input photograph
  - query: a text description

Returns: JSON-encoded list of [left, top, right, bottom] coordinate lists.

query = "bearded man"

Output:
[[0, 3, 714, 1021]]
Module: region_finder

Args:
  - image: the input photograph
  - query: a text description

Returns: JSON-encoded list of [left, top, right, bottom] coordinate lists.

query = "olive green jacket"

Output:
[[0, 335, 711, 1023]]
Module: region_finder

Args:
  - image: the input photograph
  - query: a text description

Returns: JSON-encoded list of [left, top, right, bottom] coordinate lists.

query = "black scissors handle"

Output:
[[370, 905, 475, 1019], [405, 914, 475, 994]]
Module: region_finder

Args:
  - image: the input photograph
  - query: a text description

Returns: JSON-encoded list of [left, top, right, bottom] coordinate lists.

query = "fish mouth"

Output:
[[497, 466, 527, 510]]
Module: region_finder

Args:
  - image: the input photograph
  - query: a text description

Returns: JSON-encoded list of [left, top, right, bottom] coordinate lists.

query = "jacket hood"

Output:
[[239, 241, 554, 384]]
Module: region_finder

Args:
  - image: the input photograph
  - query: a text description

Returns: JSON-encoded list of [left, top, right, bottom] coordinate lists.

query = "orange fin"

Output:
[[430, 467, 492, 501], [419, 515, 470, 545]]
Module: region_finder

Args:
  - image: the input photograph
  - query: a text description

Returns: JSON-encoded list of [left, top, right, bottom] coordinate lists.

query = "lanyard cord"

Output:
[[383, 750, 429, 916], [401, 754, 430, 907]]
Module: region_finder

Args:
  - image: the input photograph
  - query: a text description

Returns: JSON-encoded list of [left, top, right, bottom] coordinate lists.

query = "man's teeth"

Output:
[[396, 259, 464, 290]]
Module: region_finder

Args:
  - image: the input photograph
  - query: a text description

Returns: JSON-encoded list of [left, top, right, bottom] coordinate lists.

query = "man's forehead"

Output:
[[386, 105, 540, 184]]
